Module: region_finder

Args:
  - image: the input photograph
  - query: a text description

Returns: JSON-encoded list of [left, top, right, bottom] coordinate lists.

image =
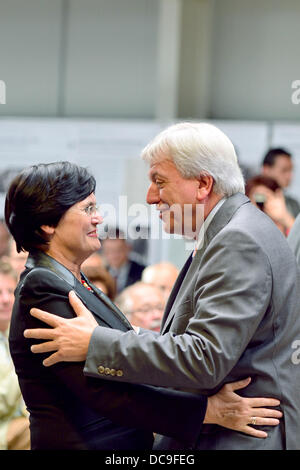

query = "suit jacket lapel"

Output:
[[161, 247, 207, 334], [161, 193, 250, 334]]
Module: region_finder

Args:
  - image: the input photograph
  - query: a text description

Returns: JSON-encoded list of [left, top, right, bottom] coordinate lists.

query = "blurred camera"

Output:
[[254, 193, 266, 211]]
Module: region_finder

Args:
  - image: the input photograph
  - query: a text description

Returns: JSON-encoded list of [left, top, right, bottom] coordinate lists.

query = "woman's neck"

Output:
[[45, 246, 82, 281]]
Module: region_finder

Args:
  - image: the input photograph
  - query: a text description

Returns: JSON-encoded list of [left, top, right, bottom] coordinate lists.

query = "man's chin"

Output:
[[162, 223, 179, 235], [161, 217, 185, 236]]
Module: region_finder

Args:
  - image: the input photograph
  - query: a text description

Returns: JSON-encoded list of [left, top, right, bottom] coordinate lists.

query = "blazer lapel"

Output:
[[80, 273, 133, 331]]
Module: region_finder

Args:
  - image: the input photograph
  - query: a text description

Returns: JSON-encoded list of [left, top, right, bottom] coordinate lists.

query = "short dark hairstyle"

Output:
[[5, 161, 96, 253], [245, 175, 281, 197], [262, 148, 292, 167]]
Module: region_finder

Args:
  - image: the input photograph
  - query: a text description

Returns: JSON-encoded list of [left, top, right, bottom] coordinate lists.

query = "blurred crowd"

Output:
[[0, 146, 300, 450]]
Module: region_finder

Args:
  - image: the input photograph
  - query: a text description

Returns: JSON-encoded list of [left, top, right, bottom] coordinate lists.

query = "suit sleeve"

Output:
[[287, 213, 300, 267], [20, 270, 207, 446], [84, 230, 272, 391]]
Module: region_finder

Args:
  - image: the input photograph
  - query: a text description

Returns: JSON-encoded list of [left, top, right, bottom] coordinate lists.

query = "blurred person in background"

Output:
[[245, 174, 295, 235], [115, 282, 165, 332], [141, 262, 179, 304], [0, 261, 30, 450], [101, 228, 145, 294], [81, 264, 116, 300], [0, 221, 11, 258], [2, 239, 28, 279], [81, 251, 103, 270], [261, 147, 300, 218]]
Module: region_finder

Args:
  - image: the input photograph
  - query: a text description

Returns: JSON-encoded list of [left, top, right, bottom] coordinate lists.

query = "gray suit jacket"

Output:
[[288, 213, 300, 267], [84, 193, 300, 449]]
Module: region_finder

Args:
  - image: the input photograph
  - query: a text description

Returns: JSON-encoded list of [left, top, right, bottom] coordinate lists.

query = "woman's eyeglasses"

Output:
[[82, 204, 99, 216]]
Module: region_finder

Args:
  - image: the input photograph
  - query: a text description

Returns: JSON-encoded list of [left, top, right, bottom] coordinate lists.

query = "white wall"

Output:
[[1, 0, 300, 121], [209, 0, 300, 120], [63, 0, 159, 118], [0, 0, 62, 115], [0, 0, 160, 118]]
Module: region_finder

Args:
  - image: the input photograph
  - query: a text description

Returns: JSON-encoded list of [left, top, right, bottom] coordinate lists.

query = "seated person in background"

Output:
[[141, 262, 179, 304], [0, 261, 30, 450], [245, 175, 295, 235], [81, 264, 116, 300], [2, 239, 28, 280], [115, 282, 165, 332], [261, 147, 300, 218], [0, 221, 11, 258], [101, 228, 145, 294]]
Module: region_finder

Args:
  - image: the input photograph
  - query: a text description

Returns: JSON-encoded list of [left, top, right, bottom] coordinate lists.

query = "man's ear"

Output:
[[40, 225, 55, 235], [196, 174, 214, 202], [262, 165, 271, 176]]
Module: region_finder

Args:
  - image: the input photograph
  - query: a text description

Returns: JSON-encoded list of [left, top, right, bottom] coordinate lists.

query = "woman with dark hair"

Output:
[[5, 162, 282, 450]]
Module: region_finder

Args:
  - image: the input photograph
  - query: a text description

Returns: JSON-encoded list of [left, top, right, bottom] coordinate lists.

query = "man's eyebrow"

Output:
[[149, 171, 158, 181], [149, 171, 166, 182]]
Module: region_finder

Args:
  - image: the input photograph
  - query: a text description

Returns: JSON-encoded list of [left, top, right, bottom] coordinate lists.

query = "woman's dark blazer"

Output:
[[9, 250, 207, 450]]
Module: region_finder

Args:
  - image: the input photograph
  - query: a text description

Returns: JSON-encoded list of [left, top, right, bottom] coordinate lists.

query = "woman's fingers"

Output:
[[242, 426, 268, 439], [249, 417, 280, 426], [246, 397, 281, 408], [248, 407, 282, 419], [225, 377, 251, 392]]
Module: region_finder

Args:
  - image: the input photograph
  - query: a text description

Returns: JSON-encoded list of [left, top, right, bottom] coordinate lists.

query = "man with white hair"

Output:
[[141, 262, 179, 303], [25, 122, 300, 449], [115, 282, 164, 332]]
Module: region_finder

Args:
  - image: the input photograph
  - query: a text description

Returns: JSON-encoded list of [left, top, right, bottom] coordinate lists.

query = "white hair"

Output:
[[141, 122, 245, 197], [115, 281, 162, 317], [141, 262, 179, 283]]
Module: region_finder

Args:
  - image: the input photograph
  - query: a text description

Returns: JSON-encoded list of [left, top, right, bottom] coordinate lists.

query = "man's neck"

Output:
[[193, 194, 226, 248], [203, 192, 224, 220]]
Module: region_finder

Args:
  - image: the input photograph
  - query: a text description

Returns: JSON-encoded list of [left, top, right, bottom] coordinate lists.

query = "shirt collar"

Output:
[[195, 197, 227, 251]]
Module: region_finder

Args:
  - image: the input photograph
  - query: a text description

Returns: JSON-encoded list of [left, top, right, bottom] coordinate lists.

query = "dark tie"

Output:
[[161, 253, 193, 327]]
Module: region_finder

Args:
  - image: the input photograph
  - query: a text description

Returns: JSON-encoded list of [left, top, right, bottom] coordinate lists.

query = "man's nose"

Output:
[[151, 306, 164, 317], [0, 291, 10, 304], [146, 183, 160, 205]]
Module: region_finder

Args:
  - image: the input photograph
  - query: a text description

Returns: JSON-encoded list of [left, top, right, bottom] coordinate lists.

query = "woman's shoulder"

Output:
[[19, 266, 71, 297]]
